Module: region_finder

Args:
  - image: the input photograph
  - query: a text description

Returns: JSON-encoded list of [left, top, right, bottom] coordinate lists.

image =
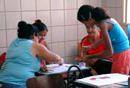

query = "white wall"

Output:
[[0, 0, 102, 64]]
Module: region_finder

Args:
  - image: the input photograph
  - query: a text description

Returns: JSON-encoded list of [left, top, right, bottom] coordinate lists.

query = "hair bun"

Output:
[[18, 21, 27, 28], [37, 19, 42, 23]]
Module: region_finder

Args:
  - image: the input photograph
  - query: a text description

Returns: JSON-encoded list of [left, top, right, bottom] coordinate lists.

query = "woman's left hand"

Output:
[[40, 65, 49, 72]]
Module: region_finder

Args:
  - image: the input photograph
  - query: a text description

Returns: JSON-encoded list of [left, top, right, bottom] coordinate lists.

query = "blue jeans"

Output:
[[0, 82, 26, 88]]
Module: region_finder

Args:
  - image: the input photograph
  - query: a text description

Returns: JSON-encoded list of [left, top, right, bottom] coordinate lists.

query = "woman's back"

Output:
[[0, 38, 40, 85]]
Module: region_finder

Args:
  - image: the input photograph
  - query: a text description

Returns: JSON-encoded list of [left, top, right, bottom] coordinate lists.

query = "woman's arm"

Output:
[[32, 43, 64, 64], [82, 39, 104, 52]]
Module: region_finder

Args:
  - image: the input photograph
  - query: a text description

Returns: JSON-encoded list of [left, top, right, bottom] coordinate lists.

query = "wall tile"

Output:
[[90, 0, 102, 7], [78, 0, 89, 8], [106, 8, 116, 19], [0, 0, 4, 11], [6, 12, 21, 29], [65, 0, 77, 9], [48, 43, 52, 51], [51, 0, 64, 10], [78, 24, 87, 40], [22, 12, 36, 24], [63, 57, 67, 63], [102, 0, 106, 7], [65, 41, 78, 57], [122, 25, 128, 36], [65, 56, 78, 64], [36, 0, 50, 10], [51, 10, 64, 26], [105, 0, 116, 7], [45, 27, 51, 43], [65, 10, 77, 25], [52, 42, 65, 57], [115, 8, 122, 23], [7, 29, 17, 46], [52, 27, 64, 42], [0, 48, 7, 55], [0, 30, 6, 47], [116, 0, 122, 7], [5, 0, 20, 11], [65, 25, 77, 41], [37, 11, 51, 26], [0, 13, 5, 29], [21, 0, 35, 11]]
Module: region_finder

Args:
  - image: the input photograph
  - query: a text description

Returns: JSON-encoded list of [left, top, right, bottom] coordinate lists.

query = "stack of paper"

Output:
[[75, 73, 130, 87]]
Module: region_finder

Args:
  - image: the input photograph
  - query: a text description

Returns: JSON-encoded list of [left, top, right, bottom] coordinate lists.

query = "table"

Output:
[[73, 73, 129, 88], [35, 64, 91, 88], [73, 82, 128, 88], [36, 64, 91, 75]]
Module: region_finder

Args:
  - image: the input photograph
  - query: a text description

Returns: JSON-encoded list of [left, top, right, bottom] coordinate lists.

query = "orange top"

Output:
[[41, 41, 45, 46], [80, 32, 105, 55]]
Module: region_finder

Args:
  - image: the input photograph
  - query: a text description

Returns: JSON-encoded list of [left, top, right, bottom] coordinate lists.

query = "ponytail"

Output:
[[91, 7, 111, 21]]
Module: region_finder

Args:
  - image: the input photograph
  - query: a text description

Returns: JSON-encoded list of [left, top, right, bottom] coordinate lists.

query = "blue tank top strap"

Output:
[[101, 20, 114, 24]]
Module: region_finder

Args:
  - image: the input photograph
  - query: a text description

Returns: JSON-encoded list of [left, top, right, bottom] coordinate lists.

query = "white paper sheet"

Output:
[[39, 64, 88, 74], [75, 73, 130, 87]]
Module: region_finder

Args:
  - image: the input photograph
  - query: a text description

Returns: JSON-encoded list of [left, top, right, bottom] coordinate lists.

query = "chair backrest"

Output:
[[128, 77, 130, 87], [26, 74, 66, 88], [66, 65, 84, 88], [0, 52, 6, 69]]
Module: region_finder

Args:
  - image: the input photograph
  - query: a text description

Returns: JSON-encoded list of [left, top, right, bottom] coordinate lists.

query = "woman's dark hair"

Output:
[[92, 7, 110, 21], [33, 19, 48, 32], [17, 21, 38, 39], [77, 5, 111, 22], [77, 5, 94, 22]]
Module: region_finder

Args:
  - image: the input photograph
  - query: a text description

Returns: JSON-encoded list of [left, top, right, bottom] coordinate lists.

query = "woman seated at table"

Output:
[[0, 21, 64, 88], [33, 19, 51, 71], [77, 24, 112, 75]]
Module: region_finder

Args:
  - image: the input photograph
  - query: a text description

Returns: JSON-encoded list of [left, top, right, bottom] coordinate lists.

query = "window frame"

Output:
[[122, 0, 130, 25]]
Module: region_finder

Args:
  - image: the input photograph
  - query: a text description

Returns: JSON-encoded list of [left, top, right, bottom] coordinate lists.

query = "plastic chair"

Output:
[[66, 65, 84, 88], [0, 52, 6, 69], [26, 74, 66, 88]]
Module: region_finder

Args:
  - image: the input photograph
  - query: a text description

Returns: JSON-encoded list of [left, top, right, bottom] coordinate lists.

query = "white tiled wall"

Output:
[[65, 26, 77, 41], [1, 0, 125, 64]]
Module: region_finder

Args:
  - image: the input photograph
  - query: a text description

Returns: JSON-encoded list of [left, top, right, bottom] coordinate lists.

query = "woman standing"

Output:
[[77, 5, 130, 75]]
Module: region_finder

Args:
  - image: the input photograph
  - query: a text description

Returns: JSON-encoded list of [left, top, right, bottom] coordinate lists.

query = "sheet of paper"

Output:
[[116, 81, 128, 86], [75, 73, 130, 87], [40, 64, 88, 74]]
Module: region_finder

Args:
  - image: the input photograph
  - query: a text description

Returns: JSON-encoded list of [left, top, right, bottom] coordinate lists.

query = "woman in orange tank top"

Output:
[[77, 25, 112, 75]]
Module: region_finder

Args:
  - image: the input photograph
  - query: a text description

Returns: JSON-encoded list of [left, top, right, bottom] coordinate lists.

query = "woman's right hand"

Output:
[[55, 55, 64, 65], [40, 65, 49, 72]]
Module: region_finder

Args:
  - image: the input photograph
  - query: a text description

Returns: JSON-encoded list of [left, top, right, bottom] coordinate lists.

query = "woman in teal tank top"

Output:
[[77, 5, 130, 75], [0, 21, 64, 88]]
